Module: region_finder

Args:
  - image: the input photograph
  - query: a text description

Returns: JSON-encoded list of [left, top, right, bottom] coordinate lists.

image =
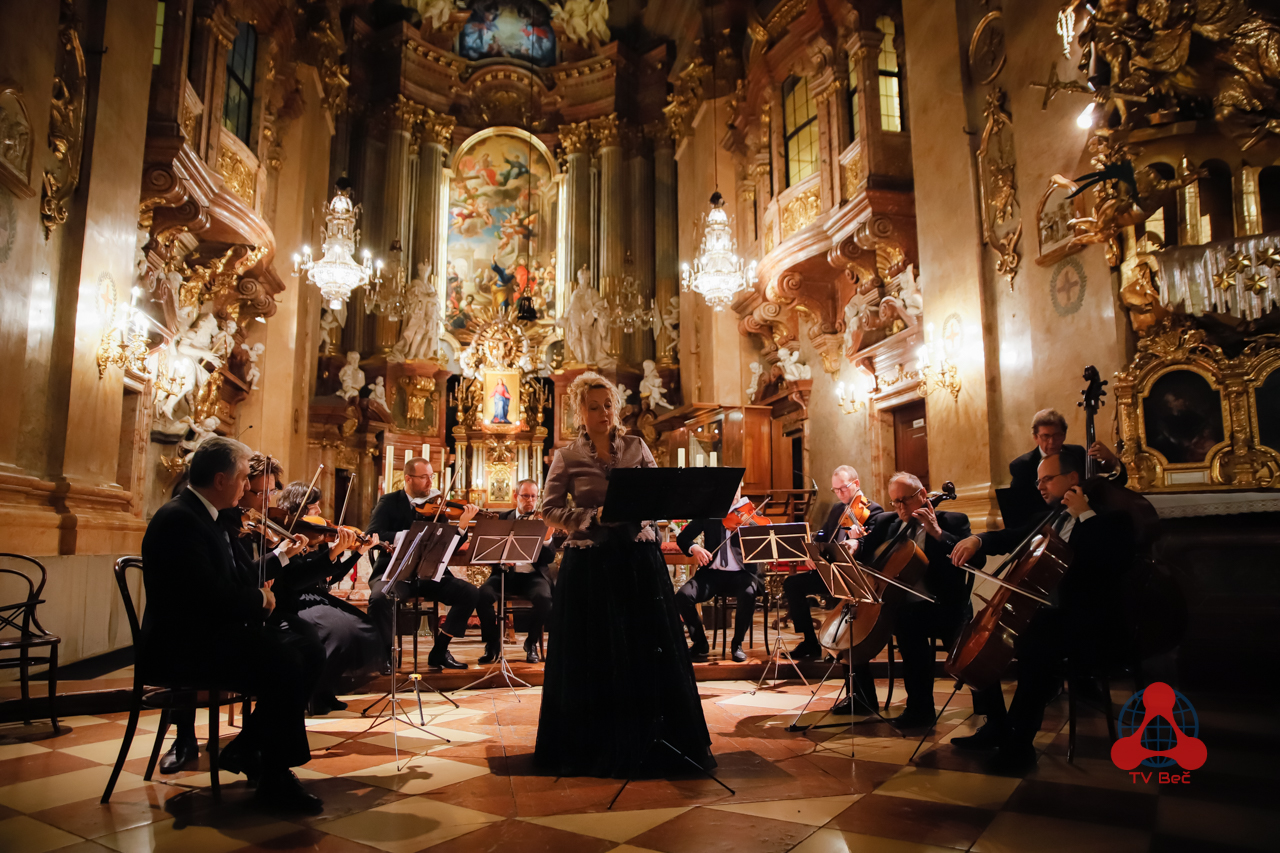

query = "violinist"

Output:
[[950, 451, 1135, 772], [1005, 409, 1125, 528], [857, 472, 980, 728], [366, 456, 500, 672], [480, 478, 560, 663], [785, 466, 887, 662], [674, 481, 764, 663]]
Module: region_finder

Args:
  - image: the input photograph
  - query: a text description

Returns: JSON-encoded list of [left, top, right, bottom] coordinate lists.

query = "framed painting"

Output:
[[481, 368, 522, 433]]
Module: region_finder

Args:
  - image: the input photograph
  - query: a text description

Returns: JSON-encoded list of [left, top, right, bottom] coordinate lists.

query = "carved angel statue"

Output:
[[895, 265, 924, 316], [777, 346, 811, 382], [134, 223, 151, 281], [552, 0, 609, 46], [155, 355, 198, 423], [1119, 263, 1170, 337], [560, 273, 613, 367], [338, 351, 365, 401], [240, 342, 264, 390], [414, 0, 456, 31], [615, 382, 631, 405], [367, 375, 390, 410], [842, 289, 880, 356], [179, 416, 222, 458], [746, 361, 764, 402], [389, 262, 441, 363], [211, 319, 237, 362], [319, 305, 346, 355], [639, 359, 672, 409], [651, 295, 681, 351]]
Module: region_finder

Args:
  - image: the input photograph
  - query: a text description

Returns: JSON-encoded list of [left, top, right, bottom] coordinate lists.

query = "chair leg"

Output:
[[145, 708, 171, 781], [762, 589, 771, 656], [208, 694, 221, 801], [101, 705, 141, 803], [1067, 681, 1078, 765], [20, 648, 31, 725], [884, 639, 896, 711], [47, 643, 59, 733]]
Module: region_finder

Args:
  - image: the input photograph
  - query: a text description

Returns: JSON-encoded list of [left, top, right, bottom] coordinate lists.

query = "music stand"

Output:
[[347, 522, 460, 765], [737, 523, 813, 694], [461, 518, 548, 696], [598, 467, 738, 809]]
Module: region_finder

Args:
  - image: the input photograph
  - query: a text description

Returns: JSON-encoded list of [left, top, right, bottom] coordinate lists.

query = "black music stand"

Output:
[[461, 518, 548, 696], [735, 523, 812, 694], [598, 467, 738, 809], [346, 522, 460, 765]]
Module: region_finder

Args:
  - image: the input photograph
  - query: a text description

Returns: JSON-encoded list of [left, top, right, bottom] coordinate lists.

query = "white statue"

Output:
[[615, 381, 631, 405], [155, 354, 197, 423], [552, 0, 609, 45], [415, 0, 455, 30], [211, 319, 237, 361], [778, 346, 811, 382], [338, 351, 365, 401], [240, 342, 264, 390], [896, 264, 924, 317], [639, 359, 672, 409], [746, 362, 764, 402], [560, 272, 612, 367], [178, 416, 222, 458], [389, 261, 441, 363], [367, 376, 389, 411], [134, 223, 150, 281], [319, 305, 345, 354]]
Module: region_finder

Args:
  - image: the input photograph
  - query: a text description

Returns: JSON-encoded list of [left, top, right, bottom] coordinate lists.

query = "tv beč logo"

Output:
[[1111, 682, 1206, 784]]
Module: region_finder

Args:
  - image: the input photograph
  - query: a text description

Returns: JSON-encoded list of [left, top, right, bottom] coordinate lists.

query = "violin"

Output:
[[837, 491, 873, 537], [412, 498, 500, 522], [266, 506, 384, 552], [237, 507, 286, 548], [723, 497, 772, 531], [817, 481, 957, 661]]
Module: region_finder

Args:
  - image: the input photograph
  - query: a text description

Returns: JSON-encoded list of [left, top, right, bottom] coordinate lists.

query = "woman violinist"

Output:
[[534, 371, 714, 778], [673, 481, 768, 662], [948, 451, 1136, 772]]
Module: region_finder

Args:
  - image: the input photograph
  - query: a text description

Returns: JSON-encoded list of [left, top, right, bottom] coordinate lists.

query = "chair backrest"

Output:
[[112, 557, 145, 649], [0, 553, 50, 639]]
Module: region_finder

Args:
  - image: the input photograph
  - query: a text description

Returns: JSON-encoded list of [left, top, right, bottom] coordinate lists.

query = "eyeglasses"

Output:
[[245, 487, 277, 496], [889, 491, 924, 508], [405, 473, 431, 481], [1035, 472, 1066, 488]]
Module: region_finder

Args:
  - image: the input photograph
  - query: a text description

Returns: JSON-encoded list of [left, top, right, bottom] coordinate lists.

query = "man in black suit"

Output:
[[480, 478, 559, 663], [366, 456, 498, 671], [950, 451, 1136, 772], [1005, 408, 1124, 528], [857, 472, 982, 728], [139, 438, 325, 814], [675, 482, 763, 663], [785, 465, 888, 664]]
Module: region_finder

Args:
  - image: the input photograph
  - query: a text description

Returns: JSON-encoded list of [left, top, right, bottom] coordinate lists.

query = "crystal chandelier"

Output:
[[293, 186, 381, 310], [681, 192, 750, 311], [365, 239, 407, 320], [605, 266, 655, 334]]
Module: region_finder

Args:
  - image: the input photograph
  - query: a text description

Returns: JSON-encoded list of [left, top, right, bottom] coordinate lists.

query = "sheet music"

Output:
[[384, 525, 426, 585], [432, 532, 461, 582]]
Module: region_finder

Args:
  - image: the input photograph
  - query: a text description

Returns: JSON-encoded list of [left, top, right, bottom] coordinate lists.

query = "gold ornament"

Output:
[[1243, 271, 1269, 294]]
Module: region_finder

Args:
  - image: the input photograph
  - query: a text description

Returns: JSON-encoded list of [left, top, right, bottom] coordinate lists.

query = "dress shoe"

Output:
[[477, 643, 502, 665], [790, 639, 822, 660], [688, 641, 710, 661], [831, 695, 876, 716], [889, 707, 937, 729], [986, 741, 1038, 774], [216, 737, 262, 782], [325, 695, 348, 712], [253, 770, 324, 815], [523, 637, 541, 663], [730, 643, 747, 663], [427, 649, 468, 671], [950, 721, 1007, 751], [158, 737, 199, 774]]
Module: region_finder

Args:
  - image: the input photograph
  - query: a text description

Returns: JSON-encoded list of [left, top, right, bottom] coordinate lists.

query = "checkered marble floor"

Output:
[[1, 678, 1275, 853]]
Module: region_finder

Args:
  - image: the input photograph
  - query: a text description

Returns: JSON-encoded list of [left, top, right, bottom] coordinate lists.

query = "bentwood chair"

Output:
[[101, 557, 246, 803], [0, 554, 62, 732]]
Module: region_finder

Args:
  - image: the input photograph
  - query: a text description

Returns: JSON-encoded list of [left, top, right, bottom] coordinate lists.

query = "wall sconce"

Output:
[[835, 364, 877, 414], [96, 274, 152, 378], [916, 340, 961, 400]]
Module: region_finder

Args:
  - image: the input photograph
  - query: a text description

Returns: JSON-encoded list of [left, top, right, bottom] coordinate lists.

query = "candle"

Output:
[[695, 454, 705, 468], [404, 449, 412, 465], [422, 443, 429, 460], [384, 445, 394, 493], [678, 448, 686, 468], [709, 452, 718, 467]]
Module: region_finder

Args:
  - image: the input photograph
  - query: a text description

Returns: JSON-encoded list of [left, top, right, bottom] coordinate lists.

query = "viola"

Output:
[[724, 497, 772, 531], [818, 481, 957, 661]]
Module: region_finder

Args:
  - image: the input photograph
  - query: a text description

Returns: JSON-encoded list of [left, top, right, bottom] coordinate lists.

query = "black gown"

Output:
[[534, 431, 714, 778]]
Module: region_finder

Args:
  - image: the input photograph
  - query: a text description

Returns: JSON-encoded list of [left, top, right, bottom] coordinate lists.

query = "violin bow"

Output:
[[952, 562, 1052, 606], [258, 453, 273, 591], [431, 467, 457, 523], [288, 463, 325, 535], [336, 474, 354, 528]]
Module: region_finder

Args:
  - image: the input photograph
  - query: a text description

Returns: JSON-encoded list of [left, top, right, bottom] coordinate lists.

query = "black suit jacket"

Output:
[[139, 490, 266, 681], [1007, 444, 1128, 527], [366, 490, 421, 582], [676, 517, 762, 575], [488, 508, 560, 580], [813, 499, 888, 544], [858, 509, 982, 607]]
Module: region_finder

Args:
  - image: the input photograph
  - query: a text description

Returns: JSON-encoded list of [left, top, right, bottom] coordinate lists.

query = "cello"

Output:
[[817, 482, 957, 663]]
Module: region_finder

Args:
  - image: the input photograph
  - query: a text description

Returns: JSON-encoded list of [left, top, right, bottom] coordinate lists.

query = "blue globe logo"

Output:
[[1116, 685, 1200, 769]]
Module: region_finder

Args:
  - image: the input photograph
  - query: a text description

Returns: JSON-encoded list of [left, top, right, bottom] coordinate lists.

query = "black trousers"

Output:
[[675, 568, 759, 647], [482, 570, 553, 640], [970, 608, 1068, 745], [892, 598, 970, 713], [784, 569, 827, 642], [167, 620, 323, 771], [368, 569, 498, 653]]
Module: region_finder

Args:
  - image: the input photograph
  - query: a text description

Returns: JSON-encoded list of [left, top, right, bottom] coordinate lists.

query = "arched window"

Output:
[[1142, 162, 1180, 250], [847, 50, 860, 143], [782, 75, 819, 187], [1258, 166, 1280, 234], [223, 22, 257, 145], [876, 16, 904, 132], [1199, 160, 1234, 242]]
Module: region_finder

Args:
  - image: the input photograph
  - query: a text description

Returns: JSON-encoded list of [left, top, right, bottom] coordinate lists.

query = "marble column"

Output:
[[594, 115, 624, 360], [628, 130, 655, 364], [383, 98, 419, 255], [558, 121, 592, 291], [651, 124, 679, 366], [414, 108, 455, 298]]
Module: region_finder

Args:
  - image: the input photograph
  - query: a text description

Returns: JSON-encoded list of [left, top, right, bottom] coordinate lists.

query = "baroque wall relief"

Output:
[[975, 88, 1021, 290]]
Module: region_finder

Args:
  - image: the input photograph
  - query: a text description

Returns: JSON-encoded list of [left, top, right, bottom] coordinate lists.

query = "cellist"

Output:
[[949, 451, 1135, 772]]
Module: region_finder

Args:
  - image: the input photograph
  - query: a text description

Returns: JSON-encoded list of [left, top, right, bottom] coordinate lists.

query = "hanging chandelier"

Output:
[[681, 192, 750, 311], [293, 186, 381, 310]]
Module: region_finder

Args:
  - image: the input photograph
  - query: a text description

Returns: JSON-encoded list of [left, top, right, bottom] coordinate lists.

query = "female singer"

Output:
[[534, 372, 714, 777], [274, 481, 384, 716]]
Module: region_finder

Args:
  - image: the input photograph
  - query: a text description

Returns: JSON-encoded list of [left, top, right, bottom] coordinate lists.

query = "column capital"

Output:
[[558, 119, 592, 155], [644, 120, 675, 151], [419, 107, 456, 148], [591, 113, 621, 149]]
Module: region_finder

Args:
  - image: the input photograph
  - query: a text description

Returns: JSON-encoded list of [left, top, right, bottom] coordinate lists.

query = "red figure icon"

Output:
[[1110, 682, 1207, 771]]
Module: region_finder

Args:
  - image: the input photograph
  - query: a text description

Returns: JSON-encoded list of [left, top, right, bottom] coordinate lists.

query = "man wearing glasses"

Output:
[[366, 457, 499, 672], [1006, 409, 1124, 527], [852, 472, 980, 728], [784, 466, 886, 668], [949, 451, 1135, 772]]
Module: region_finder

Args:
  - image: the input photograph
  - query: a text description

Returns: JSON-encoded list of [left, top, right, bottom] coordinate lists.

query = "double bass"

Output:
[[818, 482, 957, 662]]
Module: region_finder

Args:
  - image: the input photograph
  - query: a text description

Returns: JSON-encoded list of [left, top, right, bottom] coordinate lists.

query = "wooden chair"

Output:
[[101, 557, 245, 803], [0, 554, 61, 732]]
